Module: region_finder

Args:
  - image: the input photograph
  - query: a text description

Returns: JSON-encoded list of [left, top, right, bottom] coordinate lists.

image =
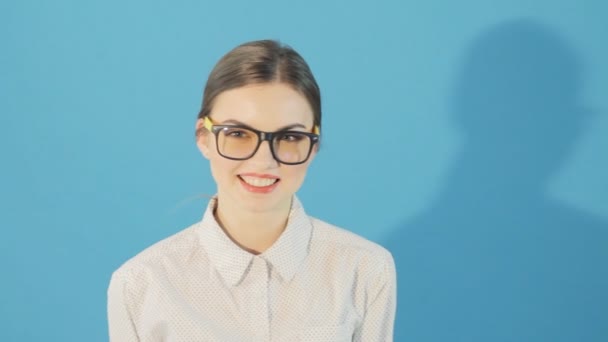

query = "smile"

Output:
[[240, 175, 279, 187], [238, 174, 280, 193]]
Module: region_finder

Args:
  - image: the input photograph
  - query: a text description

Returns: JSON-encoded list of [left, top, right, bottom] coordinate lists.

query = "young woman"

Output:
[[108, 40, 396, 341]]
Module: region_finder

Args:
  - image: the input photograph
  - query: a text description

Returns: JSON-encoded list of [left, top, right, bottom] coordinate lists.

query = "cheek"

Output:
[[209, 156, 241, 184], [281, 164, 310, 188]]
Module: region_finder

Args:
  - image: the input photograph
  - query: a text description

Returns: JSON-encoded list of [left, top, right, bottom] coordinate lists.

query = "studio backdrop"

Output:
[[1, 0, 606, 341]]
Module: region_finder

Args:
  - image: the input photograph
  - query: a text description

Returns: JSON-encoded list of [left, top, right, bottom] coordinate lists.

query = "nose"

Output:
[[248, 140, 279, 167]]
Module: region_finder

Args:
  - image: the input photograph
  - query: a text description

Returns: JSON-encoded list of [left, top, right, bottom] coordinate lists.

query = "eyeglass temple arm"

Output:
[[203, 116, 214, 131]]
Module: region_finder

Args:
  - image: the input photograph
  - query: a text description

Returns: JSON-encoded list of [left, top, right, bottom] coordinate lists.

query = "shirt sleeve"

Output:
[[107, 271, 140, 342], [353, 251, 397, 342]]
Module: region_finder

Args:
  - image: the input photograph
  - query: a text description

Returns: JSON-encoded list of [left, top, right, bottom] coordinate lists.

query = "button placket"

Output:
[[250, 256, 270, 340]]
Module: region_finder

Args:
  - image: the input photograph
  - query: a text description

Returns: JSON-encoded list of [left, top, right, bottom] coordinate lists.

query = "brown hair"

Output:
[[196, 40, 321, 133]]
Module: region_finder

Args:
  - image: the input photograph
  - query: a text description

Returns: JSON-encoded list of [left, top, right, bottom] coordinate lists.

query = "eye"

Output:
[[223, 128, 251, 138], [279, 132, 306, 142]]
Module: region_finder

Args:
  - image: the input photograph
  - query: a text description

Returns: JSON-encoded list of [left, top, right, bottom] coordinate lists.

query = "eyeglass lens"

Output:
[[217, 127, 312, 164]]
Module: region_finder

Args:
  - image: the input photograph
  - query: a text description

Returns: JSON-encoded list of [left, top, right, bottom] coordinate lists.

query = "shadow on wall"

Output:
[[384, 19, 608, 342]]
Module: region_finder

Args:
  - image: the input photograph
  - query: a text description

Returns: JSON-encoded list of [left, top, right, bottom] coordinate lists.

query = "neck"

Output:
[[214, 196, 292, 254]]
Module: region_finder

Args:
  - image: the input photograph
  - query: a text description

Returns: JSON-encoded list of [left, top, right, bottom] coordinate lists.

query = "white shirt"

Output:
[[107, 196, 396, 341]]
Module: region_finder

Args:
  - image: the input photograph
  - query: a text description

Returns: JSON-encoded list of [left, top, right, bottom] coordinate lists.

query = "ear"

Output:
[[307, 143, 319, 164], [195, 118, 211, 160]]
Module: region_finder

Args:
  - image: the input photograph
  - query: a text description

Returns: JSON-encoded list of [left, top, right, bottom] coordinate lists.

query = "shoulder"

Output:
[[110, 222, 202, 281], [309, 216, 395, 272], [306, 216, 396, 317]]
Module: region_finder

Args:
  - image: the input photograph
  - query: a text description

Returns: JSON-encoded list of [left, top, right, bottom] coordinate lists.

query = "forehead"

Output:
[[210, 83, 314, 130]]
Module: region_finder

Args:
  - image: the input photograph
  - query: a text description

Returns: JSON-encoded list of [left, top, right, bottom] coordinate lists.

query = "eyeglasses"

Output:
[[202, 116, 320, 165]]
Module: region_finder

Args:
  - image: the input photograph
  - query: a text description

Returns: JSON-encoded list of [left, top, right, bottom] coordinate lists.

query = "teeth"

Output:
[[240, 176, 278, 187]]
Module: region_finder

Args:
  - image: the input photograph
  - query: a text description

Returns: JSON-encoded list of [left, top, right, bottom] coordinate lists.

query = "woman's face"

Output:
[[196, 82, 318, 213]]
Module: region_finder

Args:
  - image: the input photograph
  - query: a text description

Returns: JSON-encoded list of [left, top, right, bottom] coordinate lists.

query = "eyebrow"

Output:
[[219, 119, 308, 131]]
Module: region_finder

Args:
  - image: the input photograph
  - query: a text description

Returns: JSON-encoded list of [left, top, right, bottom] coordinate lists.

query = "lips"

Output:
[[238, 173, 280, 193], [240, 176, 278, 187]]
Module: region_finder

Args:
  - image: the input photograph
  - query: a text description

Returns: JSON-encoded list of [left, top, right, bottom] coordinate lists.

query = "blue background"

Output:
[[1, 0, 606, 341]]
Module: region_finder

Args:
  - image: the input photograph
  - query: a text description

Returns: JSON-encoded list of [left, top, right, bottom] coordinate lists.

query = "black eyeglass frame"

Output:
[[206, 123, 320, 165]]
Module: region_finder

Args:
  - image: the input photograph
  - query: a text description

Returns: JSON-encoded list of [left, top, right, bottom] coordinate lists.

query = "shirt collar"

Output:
[[262, 196, 312, 282], [197, 196, 312, 286]]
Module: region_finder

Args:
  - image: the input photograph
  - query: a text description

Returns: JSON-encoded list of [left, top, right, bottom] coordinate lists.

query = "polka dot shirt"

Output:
[[107, 196, 396, 341]]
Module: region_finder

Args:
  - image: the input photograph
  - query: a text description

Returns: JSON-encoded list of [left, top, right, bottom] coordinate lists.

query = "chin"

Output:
[[238, 191, 292, 213], [217, 182, 289, 213]]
